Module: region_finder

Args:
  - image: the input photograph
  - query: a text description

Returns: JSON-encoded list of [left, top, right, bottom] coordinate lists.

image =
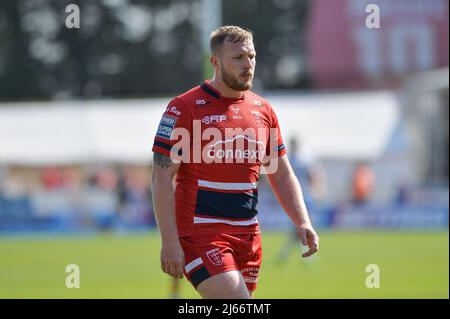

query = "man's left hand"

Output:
[[297, 223, 319, 257]]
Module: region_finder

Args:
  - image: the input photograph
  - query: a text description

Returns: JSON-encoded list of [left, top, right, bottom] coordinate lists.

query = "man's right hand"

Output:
[[160, 240, 185, 279]]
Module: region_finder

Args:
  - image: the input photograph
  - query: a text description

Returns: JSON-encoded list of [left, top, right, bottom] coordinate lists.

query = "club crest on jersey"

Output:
[[156, 114, 177, 139], [206, 248, 223, 266], [251, 111, 262, 118], [202, 115, 227, 125], [251, 111, 265, 127]]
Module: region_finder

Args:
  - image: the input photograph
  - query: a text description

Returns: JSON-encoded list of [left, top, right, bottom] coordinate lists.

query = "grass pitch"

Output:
[[0, 230, 448, 298]]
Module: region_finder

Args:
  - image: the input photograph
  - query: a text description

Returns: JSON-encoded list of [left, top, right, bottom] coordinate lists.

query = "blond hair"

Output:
[[210, 26, 253, 55]]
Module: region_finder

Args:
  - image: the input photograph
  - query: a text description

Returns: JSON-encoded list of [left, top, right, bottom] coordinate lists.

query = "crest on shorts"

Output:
[[206, 248, 223, 266]]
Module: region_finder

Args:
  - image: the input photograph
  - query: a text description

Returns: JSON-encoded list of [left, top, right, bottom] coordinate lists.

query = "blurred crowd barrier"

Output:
[[0, 165, 154, 233], [0, 163, 448, 233], [258, 182, 449, 230]]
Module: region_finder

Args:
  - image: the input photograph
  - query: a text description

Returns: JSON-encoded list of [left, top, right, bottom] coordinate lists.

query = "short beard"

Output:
[[220, 63, 252, 91]]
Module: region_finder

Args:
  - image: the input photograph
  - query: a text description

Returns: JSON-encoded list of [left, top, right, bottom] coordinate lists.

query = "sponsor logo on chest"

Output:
[[202, 114, 227, 124]]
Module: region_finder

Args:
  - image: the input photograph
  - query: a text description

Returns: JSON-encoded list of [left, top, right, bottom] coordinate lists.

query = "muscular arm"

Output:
[[151, 152, 183, 277], [265, 155, 319, 257]]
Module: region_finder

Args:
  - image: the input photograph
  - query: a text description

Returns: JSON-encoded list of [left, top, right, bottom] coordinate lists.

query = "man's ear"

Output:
[[210, 55, 219, 70]]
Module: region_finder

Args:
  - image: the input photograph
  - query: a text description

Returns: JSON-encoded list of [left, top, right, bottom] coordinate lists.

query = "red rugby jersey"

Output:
[[152, 81, 286, 237]]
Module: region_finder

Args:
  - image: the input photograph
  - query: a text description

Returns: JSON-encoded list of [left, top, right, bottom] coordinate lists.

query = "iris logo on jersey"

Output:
[[202, 115, 227, 125], [156, 114, 177, 139], [196, 99, 211, 105], [206, 248, 223, 266]]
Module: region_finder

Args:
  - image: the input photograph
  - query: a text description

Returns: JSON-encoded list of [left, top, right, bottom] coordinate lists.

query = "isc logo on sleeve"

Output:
[[156, 114, 177, 139]]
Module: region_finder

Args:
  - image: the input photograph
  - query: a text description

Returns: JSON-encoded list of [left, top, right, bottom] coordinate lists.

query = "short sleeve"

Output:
[[268, 103, 286, 158], [152, 97, 191, 158]]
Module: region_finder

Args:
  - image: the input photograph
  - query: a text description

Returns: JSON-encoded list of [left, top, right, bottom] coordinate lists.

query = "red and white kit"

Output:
[[152, 81, 286, 290]]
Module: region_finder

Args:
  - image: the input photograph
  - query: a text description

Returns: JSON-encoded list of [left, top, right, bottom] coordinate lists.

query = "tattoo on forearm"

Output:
[[154, 153, 173, 168]]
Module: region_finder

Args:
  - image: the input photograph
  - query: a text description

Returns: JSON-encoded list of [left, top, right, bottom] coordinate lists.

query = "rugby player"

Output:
[[152, 26, 319, 299]]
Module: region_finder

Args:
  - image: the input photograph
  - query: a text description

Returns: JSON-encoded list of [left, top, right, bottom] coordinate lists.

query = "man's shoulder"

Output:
[[172, 84, 212, 108]]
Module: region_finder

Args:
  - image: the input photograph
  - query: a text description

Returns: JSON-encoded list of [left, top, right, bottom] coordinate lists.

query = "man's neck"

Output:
[[208, 77, 244, 99]]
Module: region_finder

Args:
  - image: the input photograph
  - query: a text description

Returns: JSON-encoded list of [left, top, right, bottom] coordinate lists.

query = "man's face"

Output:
[[215, 39, 256, 91]]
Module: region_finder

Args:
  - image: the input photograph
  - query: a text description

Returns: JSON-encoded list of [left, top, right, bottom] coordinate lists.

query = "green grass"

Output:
[[0, 230, 448, 298]]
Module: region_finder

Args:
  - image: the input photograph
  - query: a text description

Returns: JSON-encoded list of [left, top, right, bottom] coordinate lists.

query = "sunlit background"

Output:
[[0, 0, 448, 299]]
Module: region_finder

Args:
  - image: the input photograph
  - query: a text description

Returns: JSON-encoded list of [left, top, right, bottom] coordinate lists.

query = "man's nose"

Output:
[[242, 57, 252, 70]]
